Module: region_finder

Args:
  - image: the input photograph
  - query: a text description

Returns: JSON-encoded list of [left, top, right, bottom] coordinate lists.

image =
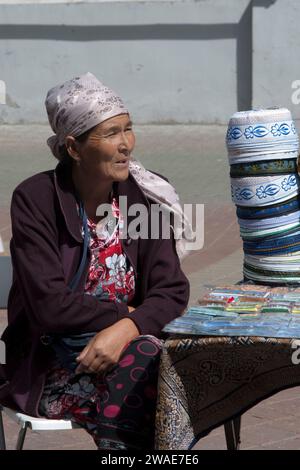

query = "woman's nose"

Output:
[[119, 131, 134, 151], [120, 131, 129, 146]]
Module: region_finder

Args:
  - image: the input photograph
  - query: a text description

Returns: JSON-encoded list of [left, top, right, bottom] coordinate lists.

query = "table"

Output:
[[155, 335, 300, 450]]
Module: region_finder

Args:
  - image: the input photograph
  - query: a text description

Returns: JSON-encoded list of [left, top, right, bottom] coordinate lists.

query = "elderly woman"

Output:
[[0, 73, 189, 450]]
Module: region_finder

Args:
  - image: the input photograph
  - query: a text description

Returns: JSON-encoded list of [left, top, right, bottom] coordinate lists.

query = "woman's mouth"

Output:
[[115, 159, 129, 168]]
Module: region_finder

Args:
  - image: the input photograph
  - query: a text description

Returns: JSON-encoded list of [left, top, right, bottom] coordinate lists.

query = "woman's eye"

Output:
[[106, 131, 118, 137], [105, 127, 132, 137]]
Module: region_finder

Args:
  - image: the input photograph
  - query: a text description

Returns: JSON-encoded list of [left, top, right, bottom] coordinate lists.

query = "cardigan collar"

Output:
[[54, 160, 150, 243]]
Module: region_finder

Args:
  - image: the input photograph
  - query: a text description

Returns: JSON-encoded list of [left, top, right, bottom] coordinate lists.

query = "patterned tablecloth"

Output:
[[155, 335, 300, 450]]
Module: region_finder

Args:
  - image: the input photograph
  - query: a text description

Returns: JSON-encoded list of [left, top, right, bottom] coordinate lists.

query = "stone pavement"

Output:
[[1, 358, 299, 450], [0, 124, 299, 450]]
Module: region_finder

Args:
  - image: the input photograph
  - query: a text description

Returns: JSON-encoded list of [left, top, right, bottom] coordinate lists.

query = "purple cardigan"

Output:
[[0, 161, 189, 416]]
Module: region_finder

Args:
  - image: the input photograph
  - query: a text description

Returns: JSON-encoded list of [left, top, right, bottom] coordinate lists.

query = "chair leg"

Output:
[[16, 423, 29, 450], [224, 415, 241, 450], [0, 406, 6, 450]]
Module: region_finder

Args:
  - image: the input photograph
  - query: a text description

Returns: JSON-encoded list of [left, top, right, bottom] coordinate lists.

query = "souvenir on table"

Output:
[[163, 284, 300, 338]]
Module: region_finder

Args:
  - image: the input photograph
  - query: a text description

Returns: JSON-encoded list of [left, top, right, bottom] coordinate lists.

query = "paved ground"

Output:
[[0, 124, 299, 450], [1, 385, 300, 450]]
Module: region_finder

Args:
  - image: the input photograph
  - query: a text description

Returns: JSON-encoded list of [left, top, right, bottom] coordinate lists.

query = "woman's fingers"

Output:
[[75, 320, 138, 374], [85, 358, 111, 374], [75, 342, 96, 373], [76, 336, 95, 362], [75, 363, 85, 374], [75, 355, 112, 375], [76, 347, 88, 363], [75, 341, 114, 374]]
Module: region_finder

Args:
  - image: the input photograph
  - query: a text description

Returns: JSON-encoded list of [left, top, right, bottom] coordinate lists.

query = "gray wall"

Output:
[[253, 0, 300, 122], [0, 0, 298, 124]]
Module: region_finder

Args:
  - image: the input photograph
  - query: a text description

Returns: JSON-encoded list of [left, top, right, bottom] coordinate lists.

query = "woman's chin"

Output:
[[113, 170, 130, 182]]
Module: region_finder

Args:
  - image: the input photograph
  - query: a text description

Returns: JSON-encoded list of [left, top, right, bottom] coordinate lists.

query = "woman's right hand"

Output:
[[75, 317, 139, 374]]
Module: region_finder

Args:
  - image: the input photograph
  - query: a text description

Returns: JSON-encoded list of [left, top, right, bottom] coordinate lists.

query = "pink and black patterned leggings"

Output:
[[38, 335, 162, 451]]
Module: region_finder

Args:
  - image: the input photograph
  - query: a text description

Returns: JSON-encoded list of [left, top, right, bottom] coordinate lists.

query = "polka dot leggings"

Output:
[[38, 335, 162, 451]]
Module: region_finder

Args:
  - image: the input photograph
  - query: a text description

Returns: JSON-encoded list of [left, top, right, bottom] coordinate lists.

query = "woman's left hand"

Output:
[[75, 317, 139, 374]]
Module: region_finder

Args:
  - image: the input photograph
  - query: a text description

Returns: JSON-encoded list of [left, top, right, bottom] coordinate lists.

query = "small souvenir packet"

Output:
[[204, 292, 240, 302], [199, 305, 226, 311], [206, 294, 267, 303], [210, 288, 267, 297], [225, 302, 261, 314], [187, 307, 237, 317], [260, 303, 291, 314], [270, 293, 300, 303], [198, 298, 229, 307], [234, 295, 267, 303], [208, 285, 269, 297], [292, 303, 300, 314]]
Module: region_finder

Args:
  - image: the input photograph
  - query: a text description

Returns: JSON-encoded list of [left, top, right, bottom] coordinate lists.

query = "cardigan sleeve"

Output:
[[121, 231, 190, 337], [10, 187, 129, 335]]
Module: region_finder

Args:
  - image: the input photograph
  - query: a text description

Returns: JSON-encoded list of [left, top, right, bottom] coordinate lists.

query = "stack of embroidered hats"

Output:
[[226, 107, 300, 284]]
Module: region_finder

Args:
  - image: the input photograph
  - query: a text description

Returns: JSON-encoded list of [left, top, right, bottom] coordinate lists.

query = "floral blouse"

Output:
[[81, 197, 135, 304]]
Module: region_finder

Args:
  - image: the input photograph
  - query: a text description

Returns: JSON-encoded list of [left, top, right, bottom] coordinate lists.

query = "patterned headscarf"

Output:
[[45, 72, 194, 260], [45, 72, 128, 160]]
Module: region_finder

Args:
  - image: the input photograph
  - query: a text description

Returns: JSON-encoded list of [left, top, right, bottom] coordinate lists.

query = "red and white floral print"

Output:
[[83, 197, 135, 304]]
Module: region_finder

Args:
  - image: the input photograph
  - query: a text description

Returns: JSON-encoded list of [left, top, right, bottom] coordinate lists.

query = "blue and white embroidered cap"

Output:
[[245, 252, 300, 271], [231, 174, 300, 207], [226, 108, 299, 164], [238, 210, 300, 231], [244, 252, 300, 283]]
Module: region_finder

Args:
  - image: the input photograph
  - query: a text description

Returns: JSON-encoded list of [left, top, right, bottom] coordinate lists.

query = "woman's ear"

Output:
[[65, 136, 81, 164]]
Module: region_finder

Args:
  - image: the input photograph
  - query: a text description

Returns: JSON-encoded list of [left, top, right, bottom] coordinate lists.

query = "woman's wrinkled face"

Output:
[[69, 113, 135, 183]]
